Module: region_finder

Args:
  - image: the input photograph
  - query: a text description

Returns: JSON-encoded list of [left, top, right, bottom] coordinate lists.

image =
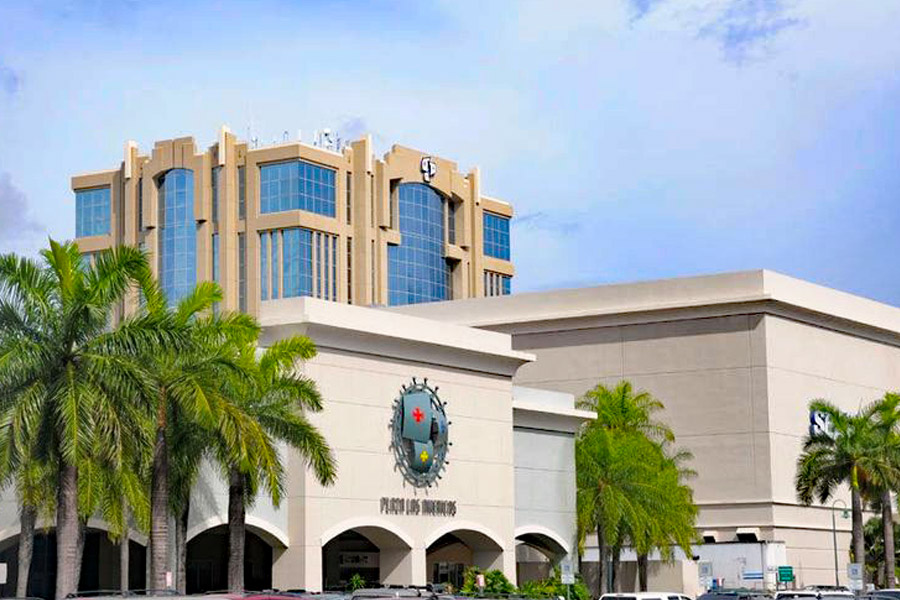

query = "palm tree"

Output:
[[576, 381, 696, 591], [2, 451, 56, 597], [0, 242, 177, 600], [577, 381, 674, 444], [134, 279, 262, 590], [168, 411, 212, 593], [576, 428, 665, 596], [864, 393, 900, 587], [218, 336, 337, 592], [796, 399, 899, 578]]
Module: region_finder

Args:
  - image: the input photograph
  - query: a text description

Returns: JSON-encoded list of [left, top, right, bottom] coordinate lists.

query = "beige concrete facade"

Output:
[[0, 297, 592, 595], [71, 127, 514, 314], [390, 270, 900, 587]]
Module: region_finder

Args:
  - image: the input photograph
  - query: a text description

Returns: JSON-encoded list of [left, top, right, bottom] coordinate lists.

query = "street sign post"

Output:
[[777, 566, 795, 583], [848, 563, 863, 591], [561, 560, 575, 585]]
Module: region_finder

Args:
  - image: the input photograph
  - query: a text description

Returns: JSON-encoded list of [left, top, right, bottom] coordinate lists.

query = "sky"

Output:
[[1, 0, 899, 303]]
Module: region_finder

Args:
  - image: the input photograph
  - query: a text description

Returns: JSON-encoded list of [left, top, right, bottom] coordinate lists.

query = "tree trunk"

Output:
[[637, 553, 648, 592], [73, 517, 87, 591], [884, 489, 896, 588], [228, 467, 246, 593], [55, 463, 79, 600], [596, 523, 606, 599], [851, 486, 865, 572], [17, 504, 36, 597], [610, 546, 620, 593], [175, 500, 189, 594], [150, 396, 169, 591], [120, 531, 130, 593]]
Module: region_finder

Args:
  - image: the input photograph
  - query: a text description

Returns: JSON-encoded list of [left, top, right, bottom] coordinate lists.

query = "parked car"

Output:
[[698, 590, 771, 600], [601, 592, 693, 600]]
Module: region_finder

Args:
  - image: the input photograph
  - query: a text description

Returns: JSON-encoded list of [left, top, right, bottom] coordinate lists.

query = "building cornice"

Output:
[[260, 296, 534, 377]]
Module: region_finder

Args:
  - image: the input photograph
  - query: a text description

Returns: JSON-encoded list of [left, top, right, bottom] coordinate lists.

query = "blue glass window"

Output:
[[75, 187, 111, 237], [238, 233, 247, 312], [261, 228, 315, 301], [212, 233, 219, 283], [238, 166, 246, 219], [484, 271, 511, 296], [483, 212, 510, 260], [271, 231, 279, 299], [211, 166, 222, 223], [282, 228, 313, 298], [388, 183, 450, 306], [157, 169, 196, 305], [259, 160, 336, 217], [260, 232, 269, 301]]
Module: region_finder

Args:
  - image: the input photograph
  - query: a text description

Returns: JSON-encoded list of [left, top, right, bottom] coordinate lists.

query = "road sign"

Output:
[[743, 570, 764, 581], [561, 560, 575, 584], [848, 563, 863, 580], [777, 566, 794, 583], [699, 562, 713, 579]]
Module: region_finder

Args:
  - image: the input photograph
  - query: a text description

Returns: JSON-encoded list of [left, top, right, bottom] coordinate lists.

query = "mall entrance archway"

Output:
[[186, 525, 274, 593], [426, 528, 504, 589], [0, 528, 147, 599], [321, 525, 413, 591], [515, 530, 568, 584]]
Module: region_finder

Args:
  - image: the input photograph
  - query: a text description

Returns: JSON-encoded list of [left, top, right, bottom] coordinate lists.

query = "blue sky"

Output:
[[1, 0, 899, 303]]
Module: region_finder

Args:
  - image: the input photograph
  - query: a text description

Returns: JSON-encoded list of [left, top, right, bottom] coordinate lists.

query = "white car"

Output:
[[601, 593, 693, 600]]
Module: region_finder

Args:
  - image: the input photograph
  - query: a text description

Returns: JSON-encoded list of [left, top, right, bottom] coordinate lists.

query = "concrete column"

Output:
[[272, 545, 306, 591], [304, 542, 323, 592], [381, 546, 424, 586]]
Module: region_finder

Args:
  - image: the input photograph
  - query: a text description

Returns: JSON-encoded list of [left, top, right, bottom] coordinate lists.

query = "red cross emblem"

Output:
[[412, 406, 424, 423]]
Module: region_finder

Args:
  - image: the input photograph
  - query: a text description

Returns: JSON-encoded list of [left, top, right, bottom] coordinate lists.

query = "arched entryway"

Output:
[[186, 525, 275, 593], [321, 523, 414, 591], [426, 526, 504, 589], [515, 527, 569, 584], [0, 528, 146, 599]]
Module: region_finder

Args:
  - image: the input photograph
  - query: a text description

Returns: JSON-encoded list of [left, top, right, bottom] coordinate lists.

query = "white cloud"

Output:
[[0, 172, 45, 255]]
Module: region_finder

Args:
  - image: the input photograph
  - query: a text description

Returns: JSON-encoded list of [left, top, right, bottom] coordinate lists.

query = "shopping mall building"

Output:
[[2, 128, 899, 596]]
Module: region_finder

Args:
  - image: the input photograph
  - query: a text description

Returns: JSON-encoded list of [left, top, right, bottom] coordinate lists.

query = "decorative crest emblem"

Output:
[[420, 156, 437, 183], [390, 378, 450, 487]]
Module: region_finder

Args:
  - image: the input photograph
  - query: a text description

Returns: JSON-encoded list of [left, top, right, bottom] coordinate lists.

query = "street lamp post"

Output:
[[832, 499, 849, 587]]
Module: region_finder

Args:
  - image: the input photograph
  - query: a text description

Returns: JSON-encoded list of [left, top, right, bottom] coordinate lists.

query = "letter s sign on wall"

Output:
[[809, 410, 835, 438]]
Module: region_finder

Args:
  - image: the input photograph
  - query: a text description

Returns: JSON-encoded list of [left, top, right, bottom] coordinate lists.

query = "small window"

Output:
[[482, 211, 510, 260], [237, 166, 246, 219], [75, 186, 111, 237]]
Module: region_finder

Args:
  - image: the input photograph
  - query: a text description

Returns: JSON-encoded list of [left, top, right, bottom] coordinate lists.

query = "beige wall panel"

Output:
[[483, 256, 514, 276], [512, 327, 625, 383], [305, 351, 512, 424], [628, 369, 760, 436], [512, 377, 621, 401], [692, 504, 774, 530], [76, 235, 113, 253], [482, 197, 513, 218], [765, 362, 892, 501], [621, 315, 757, 374], [765, 314, 900, 389], [72, 171, 116, 190]]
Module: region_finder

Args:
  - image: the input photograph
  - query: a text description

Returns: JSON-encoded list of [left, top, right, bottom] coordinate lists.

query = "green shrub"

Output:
[[348, 573, 366, 591], [460, 566, 517, 596], [517, 568, 591, 600]]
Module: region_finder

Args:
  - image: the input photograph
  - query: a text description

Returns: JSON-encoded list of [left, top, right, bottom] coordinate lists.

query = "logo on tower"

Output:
[[390, 378, 450, 487], [420, 156, 437, 183]]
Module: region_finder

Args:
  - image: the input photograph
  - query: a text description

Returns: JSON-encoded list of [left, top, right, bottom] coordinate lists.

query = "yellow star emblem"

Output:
[[419, 449, 429, 463]]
